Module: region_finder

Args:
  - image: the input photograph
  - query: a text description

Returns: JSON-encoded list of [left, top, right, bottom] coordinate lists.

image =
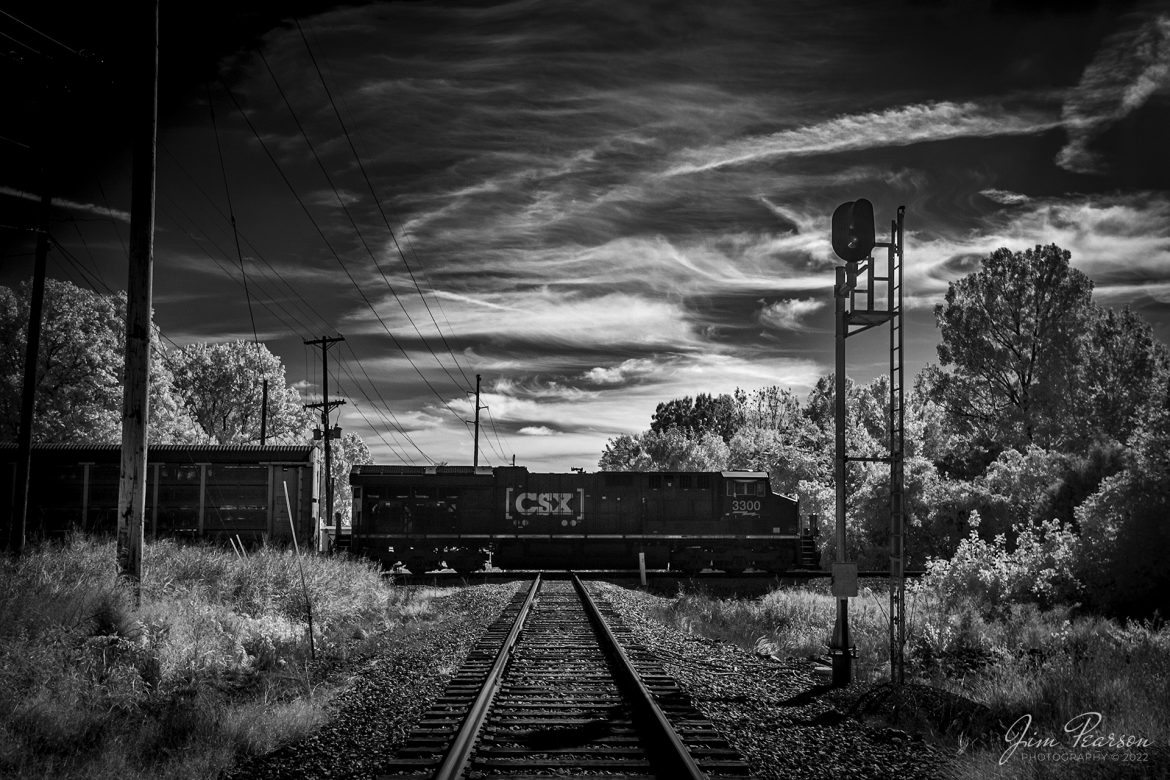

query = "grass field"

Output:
[[654, 579, 1170, 778], [0, 535, 447, 780]]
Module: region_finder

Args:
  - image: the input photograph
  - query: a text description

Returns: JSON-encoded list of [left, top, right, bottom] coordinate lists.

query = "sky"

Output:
[[1, 0, 1169, 472]]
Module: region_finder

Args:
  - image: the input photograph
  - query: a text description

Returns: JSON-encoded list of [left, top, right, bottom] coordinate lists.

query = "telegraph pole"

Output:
[[8, 190, 51, 556], [304, 335, 345, 551], [116, 0, 159, 594], [259, 378, 269, 445]]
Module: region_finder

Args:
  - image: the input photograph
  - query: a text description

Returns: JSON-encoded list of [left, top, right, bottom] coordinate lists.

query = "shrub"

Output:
[[921, 513, 1081, 616]]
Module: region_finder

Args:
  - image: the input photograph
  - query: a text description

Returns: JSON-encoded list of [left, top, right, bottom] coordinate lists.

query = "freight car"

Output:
[[349, 464, 815, 574], [0, 444, 320, 548]]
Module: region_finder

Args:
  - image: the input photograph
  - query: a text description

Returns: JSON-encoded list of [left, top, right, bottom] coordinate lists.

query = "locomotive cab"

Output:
[[721, 472, 799, 535]]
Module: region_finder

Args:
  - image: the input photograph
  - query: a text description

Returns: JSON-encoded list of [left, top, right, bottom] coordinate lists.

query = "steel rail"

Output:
[[571, 573, 709, 780], [432, 574, 541, 780]]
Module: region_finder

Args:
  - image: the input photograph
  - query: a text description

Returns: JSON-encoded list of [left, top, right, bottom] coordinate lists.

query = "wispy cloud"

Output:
[[906, 193, 1170, 306], [980, 189, 1031, 206], [759, 298, 825, 331], [1057, 12, 1170, 174], [580, 357, 660, 387], [304, 188, 361, 208], [517, 425, 559, 436], [0, 186, 130, 223], [662, 101, 1061, 177]]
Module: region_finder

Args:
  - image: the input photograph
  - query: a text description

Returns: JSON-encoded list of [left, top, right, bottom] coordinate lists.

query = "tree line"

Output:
[[0, 279, 371, 520], [599, 245, 1169, 618]]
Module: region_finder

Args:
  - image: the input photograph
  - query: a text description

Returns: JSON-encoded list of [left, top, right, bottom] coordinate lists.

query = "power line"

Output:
[[159, 145, 334, 335], [0, 9, 79, 57], [254, 48, 471, 396], [215, 76, 476, 440], [293, 18, 474, 391], [482, 403, 510, 462], [341, 341, 434, 462], [206, 81, 259, 344], [156, 192, 317, 339]]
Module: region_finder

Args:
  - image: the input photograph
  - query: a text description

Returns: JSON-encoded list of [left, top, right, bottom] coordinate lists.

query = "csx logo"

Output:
[[505, 488, 584, 519]]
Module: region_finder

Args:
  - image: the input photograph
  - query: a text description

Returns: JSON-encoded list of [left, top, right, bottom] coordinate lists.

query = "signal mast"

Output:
[[829, 199, 907, 687]]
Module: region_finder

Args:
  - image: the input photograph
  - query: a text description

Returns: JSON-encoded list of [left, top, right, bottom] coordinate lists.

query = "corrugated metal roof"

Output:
[[0, 443, 318, 464], [352, 464, 493, 476], [0, 443, 315, 452]]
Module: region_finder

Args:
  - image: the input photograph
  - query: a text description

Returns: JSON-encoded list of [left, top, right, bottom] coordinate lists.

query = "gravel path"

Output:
[[592, 580, 955, 780], [222, 581, 521, 780]]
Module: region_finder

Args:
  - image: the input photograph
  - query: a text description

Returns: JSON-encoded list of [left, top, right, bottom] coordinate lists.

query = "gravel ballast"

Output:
[[224, 578, 954, 779], [593, 581, 954, 780], [223, 581, 521, 780]]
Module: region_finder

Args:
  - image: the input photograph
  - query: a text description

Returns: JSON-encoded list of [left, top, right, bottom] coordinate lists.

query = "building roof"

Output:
[[0, 443, 318, 464]]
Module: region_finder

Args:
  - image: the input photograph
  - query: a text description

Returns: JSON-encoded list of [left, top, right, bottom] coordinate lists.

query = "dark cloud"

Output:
[[1, 0, 1166, 469]]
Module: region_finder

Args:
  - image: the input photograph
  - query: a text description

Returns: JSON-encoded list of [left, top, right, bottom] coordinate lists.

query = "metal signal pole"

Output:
[[828, 199, 907, 687], [116, 0, 159, 596], [304, 335, 345, 551], [473, 374, 482, 468], [831, 265, 853, 687]]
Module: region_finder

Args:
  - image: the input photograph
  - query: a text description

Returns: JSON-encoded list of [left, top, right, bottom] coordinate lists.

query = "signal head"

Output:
[[831, 198, 876, 263]]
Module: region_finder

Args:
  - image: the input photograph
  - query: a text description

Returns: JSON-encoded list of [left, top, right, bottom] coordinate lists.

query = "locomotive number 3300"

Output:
[[731, 499, 762, 513]]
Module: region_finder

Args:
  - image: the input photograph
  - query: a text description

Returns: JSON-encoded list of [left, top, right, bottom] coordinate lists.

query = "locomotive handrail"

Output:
[[432, 574, 541, 780], [571, 573, 709, 780]]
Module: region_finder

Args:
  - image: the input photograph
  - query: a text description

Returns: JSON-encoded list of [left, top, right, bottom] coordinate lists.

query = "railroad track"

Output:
[[380, 574, 755, 779]]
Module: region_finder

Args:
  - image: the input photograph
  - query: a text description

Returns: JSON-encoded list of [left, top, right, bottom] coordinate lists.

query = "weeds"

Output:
[[0, 534, 444, 780], [651, 578, 1170, 778]]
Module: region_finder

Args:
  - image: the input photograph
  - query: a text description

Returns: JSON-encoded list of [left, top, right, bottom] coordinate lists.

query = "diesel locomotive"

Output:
[[348, 464, 813, 574]]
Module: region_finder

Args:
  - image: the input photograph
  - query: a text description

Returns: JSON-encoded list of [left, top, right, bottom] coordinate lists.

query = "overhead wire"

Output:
[[253, 49, 471, 397], [292, 21, 514, 462], [159, 145, 335, 335], [206, 81, 260, 345], [340, 341, 434, 462], [157, 191, 316, 338], [293, 18, 474, 390], [215, 76, 476, 441], [482, 405, 510, 463], [331, 348, 417, 464], [0, 9, 79, 57]]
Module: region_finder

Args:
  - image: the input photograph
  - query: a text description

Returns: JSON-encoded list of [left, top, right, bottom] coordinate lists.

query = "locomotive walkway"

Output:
[[378, 574, 755, 779]]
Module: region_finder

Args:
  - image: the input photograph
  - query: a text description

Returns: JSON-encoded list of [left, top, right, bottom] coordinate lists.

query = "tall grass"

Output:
[[651, 580, 1170, 778], [0, 534, 443, 780]]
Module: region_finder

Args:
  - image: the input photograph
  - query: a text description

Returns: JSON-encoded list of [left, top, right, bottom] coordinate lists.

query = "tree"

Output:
[[0, 279, 199, 443], [598, 433, 653, 471], [1075, 367, 1170, 617], [1083, 305, 1169, 445], [170, 340, 313, 444], [735, 385, 802, 430], [598, 428, 729, 471], [650, 393, 740, 443], [329, 431, 372, 527], [933, 244, 1094, 449]]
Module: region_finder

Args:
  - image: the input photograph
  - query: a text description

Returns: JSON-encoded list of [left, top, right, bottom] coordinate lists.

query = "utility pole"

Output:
[[304, 335, 345, 552], [7, 190, 51, 556], [116, 0, 159, 595], [260, 378, 269, 445]]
